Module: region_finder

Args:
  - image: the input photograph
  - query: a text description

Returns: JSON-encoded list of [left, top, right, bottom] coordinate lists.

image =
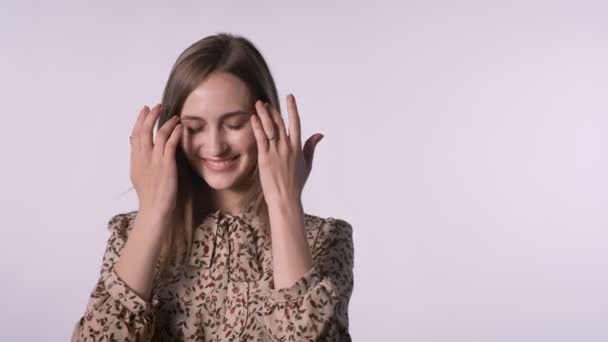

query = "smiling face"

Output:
[[179, 72, 258, 193]]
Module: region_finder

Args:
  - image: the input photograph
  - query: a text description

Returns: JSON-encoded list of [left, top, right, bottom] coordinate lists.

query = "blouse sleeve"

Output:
[[71, 213, 159, 342], [263, 217, 354, 341]]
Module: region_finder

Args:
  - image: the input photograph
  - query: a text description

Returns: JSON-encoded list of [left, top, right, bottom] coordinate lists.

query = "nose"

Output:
[[204, 127, 229, 156]]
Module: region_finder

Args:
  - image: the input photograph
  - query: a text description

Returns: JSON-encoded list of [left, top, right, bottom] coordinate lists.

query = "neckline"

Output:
[[212, 208, 244, 219], [210, 203, 255, 222]]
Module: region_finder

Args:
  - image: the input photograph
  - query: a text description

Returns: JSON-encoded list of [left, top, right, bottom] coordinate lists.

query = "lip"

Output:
[[203, 156, 239, 172]]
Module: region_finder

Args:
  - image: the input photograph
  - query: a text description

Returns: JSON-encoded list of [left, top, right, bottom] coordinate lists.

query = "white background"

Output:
[[1, 1, 607, 341]]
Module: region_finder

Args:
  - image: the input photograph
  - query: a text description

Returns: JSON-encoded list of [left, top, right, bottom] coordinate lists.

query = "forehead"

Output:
[[181, 72, 252, 119]]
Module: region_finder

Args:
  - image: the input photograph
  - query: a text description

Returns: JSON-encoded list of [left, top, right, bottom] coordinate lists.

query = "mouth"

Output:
[[203, 155, 240, 172]]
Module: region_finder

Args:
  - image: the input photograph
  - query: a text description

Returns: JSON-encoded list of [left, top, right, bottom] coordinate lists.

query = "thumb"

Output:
[[303, 134, 324, 168]]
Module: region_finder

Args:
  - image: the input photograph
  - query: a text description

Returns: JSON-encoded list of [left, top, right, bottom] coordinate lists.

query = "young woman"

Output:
[[71, 33, 354, 341]]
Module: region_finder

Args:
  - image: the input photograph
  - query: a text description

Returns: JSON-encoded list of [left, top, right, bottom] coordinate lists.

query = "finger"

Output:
[[267, 101, 288, 143], [286, 94, 302, 149], [255, 100, 277, 140], [131, 105, 150, 150], [303, 134, 323, 169], [164, 122, 183, 160], [131, 105, 149, 136], [250, 113, 269, 152], [154, 115, 180, 155], [141, 103, 162, 150]]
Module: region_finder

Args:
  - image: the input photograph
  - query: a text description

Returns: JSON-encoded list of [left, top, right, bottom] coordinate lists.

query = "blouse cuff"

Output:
[[268, 265, 322, 303], [104, 266, 159, 317]]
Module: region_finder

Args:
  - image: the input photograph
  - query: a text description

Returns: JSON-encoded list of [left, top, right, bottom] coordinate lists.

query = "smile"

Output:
[[203, 156, 240, 172]]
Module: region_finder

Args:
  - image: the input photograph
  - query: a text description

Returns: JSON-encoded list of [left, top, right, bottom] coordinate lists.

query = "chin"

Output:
[[203, 176, 239, 190]]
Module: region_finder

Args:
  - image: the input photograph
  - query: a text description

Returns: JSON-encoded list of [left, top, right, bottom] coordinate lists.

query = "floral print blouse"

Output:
[[71, 208, 354, 341]]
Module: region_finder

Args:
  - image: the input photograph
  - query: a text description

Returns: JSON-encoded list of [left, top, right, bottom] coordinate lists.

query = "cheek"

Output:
[[180, 134, 193, 154], [232, 129, 257, 152]]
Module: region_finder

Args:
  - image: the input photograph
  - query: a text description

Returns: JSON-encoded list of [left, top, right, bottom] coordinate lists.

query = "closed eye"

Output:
[[226, 123, 246, 130], [185, 124, 245, 133], [186, 126, 201, 134]]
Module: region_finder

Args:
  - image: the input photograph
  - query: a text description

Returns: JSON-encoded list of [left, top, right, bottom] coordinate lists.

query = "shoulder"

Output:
[[303, 212, 353, 250], [105, 210, 139, 241], [303, 212, 353, 234]]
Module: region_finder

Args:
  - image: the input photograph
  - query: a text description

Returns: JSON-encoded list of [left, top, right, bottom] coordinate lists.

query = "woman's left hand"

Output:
[[250, 94, 324, 206]]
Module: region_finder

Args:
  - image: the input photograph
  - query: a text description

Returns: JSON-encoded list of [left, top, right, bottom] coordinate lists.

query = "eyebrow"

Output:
[[180, 110, 250, 121]]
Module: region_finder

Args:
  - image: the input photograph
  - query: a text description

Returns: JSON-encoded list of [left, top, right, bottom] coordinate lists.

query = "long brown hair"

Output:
[[153, 33, 281, 276]]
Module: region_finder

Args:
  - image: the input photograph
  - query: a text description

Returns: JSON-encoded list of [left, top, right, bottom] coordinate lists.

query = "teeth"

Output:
[[206, 157, 237, 167], [209, 160, 231, 166]]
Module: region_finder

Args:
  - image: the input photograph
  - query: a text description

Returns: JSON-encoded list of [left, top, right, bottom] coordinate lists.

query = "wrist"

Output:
[[135, 210, 171, 235], [267, 197, 303, 216]]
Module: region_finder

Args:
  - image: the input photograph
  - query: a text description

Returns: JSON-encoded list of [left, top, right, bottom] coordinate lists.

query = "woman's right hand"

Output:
[[129, 103, 183, 222]]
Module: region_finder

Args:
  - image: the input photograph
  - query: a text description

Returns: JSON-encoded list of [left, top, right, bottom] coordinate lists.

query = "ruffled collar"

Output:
[[187, 203, 264, 272], [208, 202, 257, 226]]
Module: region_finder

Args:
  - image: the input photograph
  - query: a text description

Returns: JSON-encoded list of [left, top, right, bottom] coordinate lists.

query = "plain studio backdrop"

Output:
[[1, 1, 606, 341]]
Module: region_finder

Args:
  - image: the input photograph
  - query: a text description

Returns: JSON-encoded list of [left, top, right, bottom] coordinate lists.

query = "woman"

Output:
[[71, 33, 354, 341]]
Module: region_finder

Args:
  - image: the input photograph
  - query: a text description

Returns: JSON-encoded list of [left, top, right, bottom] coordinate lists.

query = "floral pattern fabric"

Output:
[[71, 209, 354, 341]]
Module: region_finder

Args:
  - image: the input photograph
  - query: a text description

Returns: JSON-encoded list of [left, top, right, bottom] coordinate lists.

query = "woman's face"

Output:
[[179, 72, 258, 191]]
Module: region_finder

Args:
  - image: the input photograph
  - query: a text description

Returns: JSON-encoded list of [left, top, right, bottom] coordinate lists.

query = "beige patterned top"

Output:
[[71, 209, 354, 341]]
